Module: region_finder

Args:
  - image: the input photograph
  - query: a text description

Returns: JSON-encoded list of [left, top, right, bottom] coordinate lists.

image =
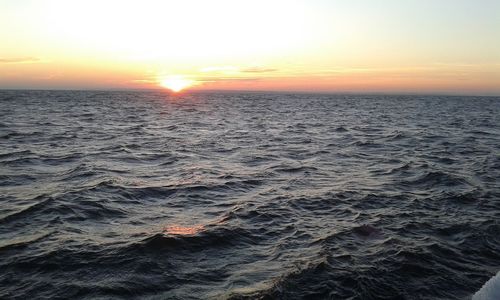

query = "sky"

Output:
[[1, 0, 500, 95]]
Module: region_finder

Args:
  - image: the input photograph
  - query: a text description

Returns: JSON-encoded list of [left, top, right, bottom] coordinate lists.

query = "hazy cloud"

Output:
[[131, 79, 155, 83], [242, 67, 278, 73], [200, 66, 278, 74], [197, 77, 261, 82], [0, 57, 42, 64]]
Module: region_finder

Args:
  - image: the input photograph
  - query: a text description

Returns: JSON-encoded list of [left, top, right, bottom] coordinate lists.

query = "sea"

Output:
[[0, 90, 499, 299]]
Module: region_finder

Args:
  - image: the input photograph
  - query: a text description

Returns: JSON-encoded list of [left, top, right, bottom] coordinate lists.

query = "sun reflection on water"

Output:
[[163, 216, 229, 236], [163, 224, 205, 235]]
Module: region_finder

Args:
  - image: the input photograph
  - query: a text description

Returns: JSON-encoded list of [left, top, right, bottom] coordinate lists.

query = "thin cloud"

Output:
[[321, 63, 500, 75], [200, 66, 278, 74], [242, 67, 278, 73], [0, 57, 42, 64], [197, 77, 261, 82], [131, 79, 156, 83]]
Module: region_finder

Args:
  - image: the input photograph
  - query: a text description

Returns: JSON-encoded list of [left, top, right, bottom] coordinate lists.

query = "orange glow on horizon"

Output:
[[160, 76, 196, 92], [1, 1, 499, 95]]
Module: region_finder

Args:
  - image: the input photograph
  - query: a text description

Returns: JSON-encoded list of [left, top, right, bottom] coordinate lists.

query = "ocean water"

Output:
[[0, 90, 499, 300]]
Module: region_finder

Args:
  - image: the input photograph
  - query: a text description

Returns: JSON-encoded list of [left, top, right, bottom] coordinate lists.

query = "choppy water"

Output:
[[1, 90, 499, 299]]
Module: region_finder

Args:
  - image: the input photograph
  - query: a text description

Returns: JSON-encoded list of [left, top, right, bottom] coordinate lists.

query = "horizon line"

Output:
[[1, 87, 499, 98]]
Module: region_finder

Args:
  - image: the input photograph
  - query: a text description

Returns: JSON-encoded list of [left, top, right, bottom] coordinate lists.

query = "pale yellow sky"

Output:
[[1, 0, 499, 94]]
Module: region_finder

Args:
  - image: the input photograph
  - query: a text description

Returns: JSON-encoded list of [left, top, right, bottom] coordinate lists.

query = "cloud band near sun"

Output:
[[0, 57, 44, 64]]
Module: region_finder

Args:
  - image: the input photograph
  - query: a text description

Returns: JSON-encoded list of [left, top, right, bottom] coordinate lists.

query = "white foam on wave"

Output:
[[473, 271, 500, 300]]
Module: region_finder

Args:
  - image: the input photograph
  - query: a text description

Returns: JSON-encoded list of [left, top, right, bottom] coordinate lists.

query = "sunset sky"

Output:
[[1, 0, 499, 94]]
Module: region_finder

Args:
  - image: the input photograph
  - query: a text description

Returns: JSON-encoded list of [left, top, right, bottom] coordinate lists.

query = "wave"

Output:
[[272, 165, 318, 173], [1, 91, 499, 299], [131, 226, 258, 254], [0, 232, 52, 252], [0, 195, 53, 225], [402, 171, 471, 187], [0, 149, 36, 159], [334, 125, 348, 132]]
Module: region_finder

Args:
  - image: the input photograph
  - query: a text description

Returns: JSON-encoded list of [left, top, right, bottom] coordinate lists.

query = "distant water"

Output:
[[1, 90, 499, 299]]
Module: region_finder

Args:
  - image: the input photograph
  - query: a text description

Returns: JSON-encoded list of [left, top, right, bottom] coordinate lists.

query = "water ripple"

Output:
[[0, 90, 499, 299]]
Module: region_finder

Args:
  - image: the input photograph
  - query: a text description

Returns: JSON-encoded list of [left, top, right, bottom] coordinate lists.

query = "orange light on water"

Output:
[[163, 224, 204, 235], [162, 216, 228, 236]]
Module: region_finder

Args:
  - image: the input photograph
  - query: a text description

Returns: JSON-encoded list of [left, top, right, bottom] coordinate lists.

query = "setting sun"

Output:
[[160, 76, 195, 92], [0, 0, 499, 94], [1, 1, 500, 299]]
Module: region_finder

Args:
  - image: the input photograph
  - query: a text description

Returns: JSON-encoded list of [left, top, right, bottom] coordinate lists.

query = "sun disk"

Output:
[[160, 76, 195, 92]]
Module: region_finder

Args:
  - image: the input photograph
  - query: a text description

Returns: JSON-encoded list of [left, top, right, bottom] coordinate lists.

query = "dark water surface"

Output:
[[1, 90, 499, 299]]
